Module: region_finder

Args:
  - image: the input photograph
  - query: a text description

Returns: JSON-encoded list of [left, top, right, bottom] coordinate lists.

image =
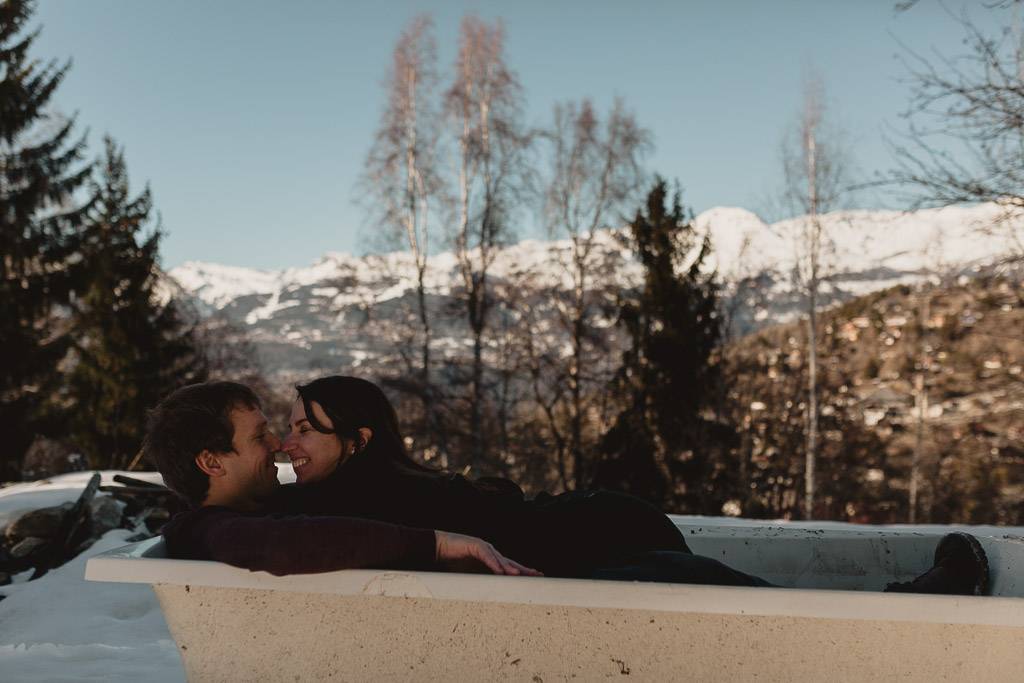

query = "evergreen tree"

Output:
[[69, 136, 207, 469], [592, 179, 732, 513], [0, 0, 91, 480]]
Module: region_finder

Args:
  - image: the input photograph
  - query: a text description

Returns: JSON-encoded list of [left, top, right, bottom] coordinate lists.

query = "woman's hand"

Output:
[[434, 531, 542, 576]]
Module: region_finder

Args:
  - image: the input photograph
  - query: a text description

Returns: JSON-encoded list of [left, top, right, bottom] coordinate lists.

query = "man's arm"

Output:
[[176, 508, 435, 575], [164, 507, 539, 577]]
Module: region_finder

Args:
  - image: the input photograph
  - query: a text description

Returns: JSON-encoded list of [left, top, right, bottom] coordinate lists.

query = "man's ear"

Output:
[[196, 450, 226, 477], [357, 428, 372, 450]]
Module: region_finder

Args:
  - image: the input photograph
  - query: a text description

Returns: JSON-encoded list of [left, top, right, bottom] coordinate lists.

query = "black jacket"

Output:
[[269, 452, 691, 578]]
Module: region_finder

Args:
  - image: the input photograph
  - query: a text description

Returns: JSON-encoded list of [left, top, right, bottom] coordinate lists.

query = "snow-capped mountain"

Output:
[[168, 203, 1023, 387]]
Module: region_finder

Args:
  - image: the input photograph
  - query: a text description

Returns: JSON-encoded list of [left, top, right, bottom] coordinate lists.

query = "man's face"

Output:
[[219, 407, 282, 506]]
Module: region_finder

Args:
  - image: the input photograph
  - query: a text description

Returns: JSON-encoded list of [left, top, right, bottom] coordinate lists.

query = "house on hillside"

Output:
[[859, 386, 914, 427]]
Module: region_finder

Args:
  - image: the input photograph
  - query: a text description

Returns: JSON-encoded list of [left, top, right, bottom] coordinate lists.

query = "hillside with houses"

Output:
[[725, 274, 1024, 524]]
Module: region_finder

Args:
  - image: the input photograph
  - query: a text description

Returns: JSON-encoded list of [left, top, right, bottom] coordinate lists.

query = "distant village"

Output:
[[732, 274, 1024, 524]]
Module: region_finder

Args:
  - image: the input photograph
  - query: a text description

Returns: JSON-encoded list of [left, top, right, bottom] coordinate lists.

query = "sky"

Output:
[[28, 0, 996, 271]]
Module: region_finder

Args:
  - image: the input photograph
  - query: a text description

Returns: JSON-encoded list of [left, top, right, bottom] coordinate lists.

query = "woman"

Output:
[[269, 375, 772, 585]]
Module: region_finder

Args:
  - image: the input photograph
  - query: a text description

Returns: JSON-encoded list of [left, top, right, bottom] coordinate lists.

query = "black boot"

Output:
[[884, 532, 989, 596]]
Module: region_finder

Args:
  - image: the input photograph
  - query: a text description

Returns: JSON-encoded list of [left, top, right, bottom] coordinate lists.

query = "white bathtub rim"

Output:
[[85, 536, 1024, 629]]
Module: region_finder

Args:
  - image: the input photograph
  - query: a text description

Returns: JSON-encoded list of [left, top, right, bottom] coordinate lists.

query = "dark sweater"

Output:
[[161, 505, 436, 576], [269, 452, 692, 578]]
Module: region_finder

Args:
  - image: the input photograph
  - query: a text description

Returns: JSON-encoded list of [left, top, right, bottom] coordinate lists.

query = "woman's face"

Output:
[[281, 398, 351, 485]]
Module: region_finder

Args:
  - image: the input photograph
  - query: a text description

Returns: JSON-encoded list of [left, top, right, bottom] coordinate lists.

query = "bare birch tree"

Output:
[[779, 65, 850, 518], [888, 0, 1024, 254], [360, 15, 449, 458], [907, 231, 968, 523], [538, 98, 649, 489], [443, 14, 531, 476]]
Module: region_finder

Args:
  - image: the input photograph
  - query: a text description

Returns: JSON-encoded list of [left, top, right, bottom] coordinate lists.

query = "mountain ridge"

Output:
[[167, 202, 1023, 387]]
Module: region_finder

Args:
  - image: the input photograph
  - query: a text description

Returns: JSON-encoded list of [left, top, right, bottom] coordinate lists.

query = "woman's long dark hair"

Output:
[[294, 376, 439, 476]]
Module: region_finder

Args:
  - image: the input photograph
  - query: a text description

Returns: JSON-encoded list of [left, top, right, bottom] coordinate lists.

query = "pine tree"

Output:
[[69, 136, 207, 469], [592, 179, 732, 513], [0, 0, 92, 479]]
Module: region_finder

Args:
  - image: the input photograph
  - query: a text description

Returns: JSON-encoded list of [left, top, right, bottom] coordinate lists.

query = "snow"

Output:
[[0, 529, 184, 683], [169, 262, 283, 310], [0, 472, 184, 682], [0, 468, 295, 682], [697, 202, 1024, 281], [0, 472, 163, 532], [170, 202, 1024, 329]]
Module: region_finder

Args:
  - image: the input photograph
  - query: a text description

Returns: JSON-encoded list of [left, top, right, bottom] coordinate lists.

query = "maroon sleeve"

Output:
[[164, 507, 436, 576]]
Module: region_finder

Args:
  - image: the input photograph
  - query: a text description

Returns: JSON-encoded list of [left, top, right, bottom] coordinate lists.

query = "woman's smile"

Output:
[[282, 399, 347, 485]]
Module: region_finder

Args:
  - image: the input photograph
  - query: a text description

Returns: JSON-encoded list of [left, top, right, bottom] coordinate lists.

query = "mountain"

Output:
[[168, 203, 1023, 389]]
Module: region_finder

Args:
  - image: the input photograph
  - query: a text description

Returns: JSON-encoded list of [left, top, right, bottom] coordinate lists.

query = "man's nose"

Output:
[[268, 432, 282, 451]]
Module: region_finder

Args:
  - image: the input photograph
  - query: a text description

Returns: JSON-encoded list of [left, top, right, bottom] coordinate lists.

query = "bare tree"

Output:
[[443, 14, 532, 476], [907, 229, 970, 523], [888, 1, 1024, 254], [538, 98, 649, 489], [359, 15, 449, 457], [778, 64, 851, 518]]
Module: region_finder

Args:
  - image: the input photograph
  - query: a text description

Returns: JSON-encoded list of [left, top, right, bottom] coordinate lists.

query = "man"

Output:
[[143, 380, 539, 577]]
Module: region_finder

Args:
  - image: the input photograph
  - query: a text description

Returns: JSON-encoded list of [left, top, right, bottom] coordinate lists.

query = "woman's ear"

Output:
[[196, 450, 226, 477], [357, 427, 372, 450]]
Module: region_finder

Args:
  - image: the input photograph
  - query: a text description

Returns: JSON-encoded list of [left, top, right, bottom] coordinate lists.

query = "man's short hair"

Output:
[[143, 380, 262, 507]]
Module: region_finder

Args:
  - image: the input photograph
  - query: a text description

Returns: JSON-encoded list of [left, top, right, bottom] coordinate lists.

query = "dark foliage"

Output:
[[0, 0, 91, 480], [67, 137, 208, 469], [592, 179, 734, 514]]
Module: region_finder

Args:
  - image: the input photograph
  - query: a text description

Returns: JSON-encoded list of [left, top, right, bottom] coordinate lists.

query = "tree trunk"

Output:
[[570, 286, 585, 490], [805, 300, 818, 519], [910, 292, 931, 524], [469, 297, 485, 478]]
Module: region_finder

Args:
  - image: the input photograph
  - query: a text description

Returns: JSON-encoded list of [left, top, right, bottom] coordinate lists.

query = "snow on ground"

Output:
[[0, 472, 183, 682], [0, 468, 294, 682], [0, 529, 184, 683], [0, 471, 164, 531]]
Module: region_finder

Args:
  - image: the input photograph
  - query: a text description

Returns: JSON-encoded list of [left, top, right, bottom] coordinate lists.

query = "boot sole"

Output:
[[950, 531, 990, 596]]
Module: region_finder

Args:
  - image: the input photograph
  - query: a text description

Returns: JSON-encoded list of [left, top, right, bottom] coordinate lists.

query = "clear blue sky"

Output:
[[31, 0, 985, 270]]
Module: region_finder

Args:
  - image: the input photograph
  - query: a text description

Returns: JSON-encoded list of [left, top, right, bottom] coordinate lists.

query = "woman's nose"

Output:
[[281, 433, 296, 452]]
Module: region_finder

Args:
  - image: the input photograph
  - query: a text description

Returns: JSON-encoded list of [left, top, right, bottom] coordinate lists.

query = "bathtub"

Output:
[[85, 519, 1024, 681]]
